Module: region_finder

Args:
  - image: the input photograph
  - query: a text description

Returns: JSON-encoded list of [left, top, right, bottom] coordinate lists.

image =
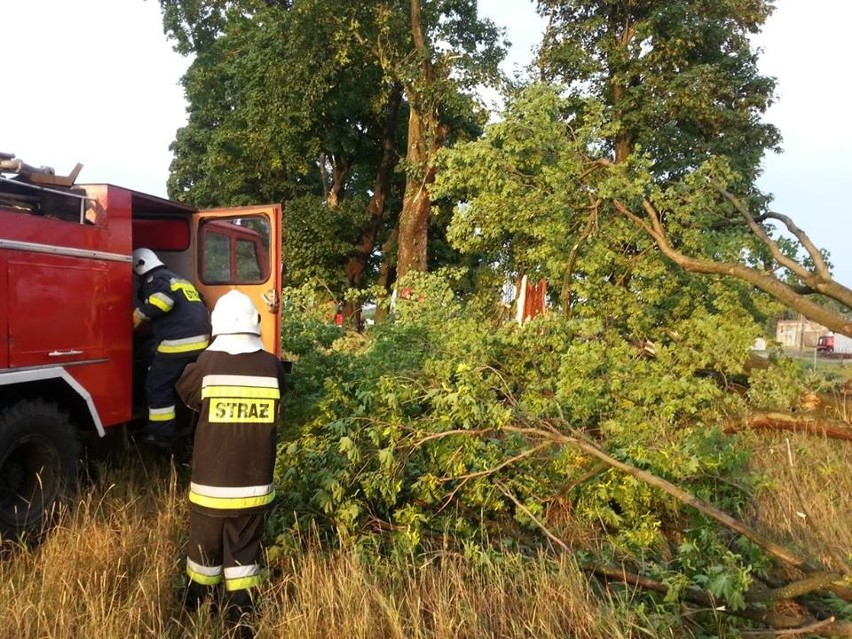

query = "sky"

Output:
[[2, 0, 851, 285]]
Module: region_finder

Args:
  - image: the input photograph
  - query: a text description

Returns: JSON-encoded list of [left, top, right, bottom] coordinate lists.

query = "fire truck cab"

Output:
[[0, 153, 282, 539]]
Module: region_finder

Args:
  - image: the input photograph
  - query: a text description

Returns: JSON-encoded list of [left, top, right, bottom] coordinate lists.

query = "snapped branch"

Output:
[[613, 199, 852, 337]]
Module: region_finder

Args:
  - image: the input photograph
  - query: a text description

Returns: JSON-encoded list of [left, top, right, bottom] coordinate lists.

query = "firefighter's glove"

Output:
[[133, 308, 147, 329]]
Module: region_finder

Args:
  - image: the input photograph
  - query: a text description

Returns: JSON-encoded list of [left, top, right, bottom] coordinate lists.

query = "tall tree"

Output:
[[356, 0, 504, 280], [536, 0, 779, 185], [160, 0, 409, 294], [466, 0, 784, 317], [159, 0, 503, 295]]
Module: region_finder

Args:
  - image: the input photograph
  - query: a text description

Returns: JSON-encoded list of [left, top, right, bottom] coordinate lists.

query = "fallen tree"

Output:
[[416, 421, 851, 635]]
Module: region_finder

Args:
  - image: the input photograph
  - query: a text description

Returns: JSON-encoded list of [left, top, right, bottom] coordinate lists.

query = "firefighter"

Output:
[[132, 248, 211, 447], [175, 290, 287, 635]]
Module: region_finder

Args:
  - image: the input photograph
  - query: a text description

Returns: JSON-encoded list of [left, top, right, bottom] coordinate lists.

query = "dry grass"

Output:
[[0, 448, 634, 639], [0, 451, 192, 638], [257, 549, 634, 639], [744, 430, 852, 573], [2, 424, 847, 639]]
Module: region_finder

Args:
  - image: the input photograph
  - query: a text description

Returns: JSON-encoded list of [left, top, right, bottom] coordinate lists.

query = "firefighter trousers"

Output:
[[185, 509, 266, 616], [145, 351, 200, 440]]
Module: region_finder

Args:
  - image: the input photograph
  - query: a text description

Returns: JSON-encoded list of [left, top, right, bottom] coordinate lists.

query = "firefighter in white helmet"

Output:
[[132, 248, 211, 448], [176, 290, 287, 635]]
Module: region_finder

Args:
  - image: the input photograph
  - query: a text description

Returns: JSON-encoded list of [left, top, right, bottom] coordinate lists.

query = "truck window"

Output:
[[199, 216, 270, 284]]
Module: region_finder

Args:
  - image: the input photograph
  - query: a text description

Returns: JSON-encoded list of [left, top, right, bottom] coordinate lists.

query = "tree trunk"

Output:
[[398, 107, 430, 277], [609, 9, 635, 164], [396, 0, 446, 280], [324, 154, 350, 209], [344, 84, 402, 290], [375, 223, 399, 323]]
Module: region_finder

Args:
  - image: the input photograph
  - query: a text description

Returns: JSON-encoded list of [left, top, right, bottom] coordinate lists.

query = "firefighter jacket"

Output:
[[134, 266, 211, 355], [176, 349, 288, 516]]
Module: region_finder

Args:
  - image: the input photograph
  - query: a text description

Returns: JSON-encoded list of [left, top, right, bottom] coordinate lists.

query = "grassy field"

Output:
[[0, 445, 635, 639], [1, 427, 849, 638]]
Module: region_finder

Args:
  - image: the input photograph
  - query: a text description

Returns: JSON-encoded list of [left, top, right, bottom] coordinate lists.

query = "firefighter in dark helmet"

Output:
[[132, 248, 211, 447], [176, 290, 287, 635]]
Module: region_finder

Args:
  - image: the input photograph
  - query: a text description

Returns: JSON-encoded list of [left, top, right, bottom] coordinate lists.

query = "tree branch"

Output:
[[501, 423, 827, 574], [708, 187, 852, 308], [495, 481, 571, 552], [562, 201, 600, 314], [725, 412, 852, 442], [713, 184, 817, 281], [614, 199, 852, 337], [591, 564, 852, 635]]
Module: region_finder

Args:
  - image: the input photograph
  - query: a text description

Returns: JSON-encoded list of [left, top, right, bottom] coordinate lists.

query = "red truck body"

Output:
[[1, 183, 135, 431], [0, 158, 282, 538], [816, 333, 852, 355]]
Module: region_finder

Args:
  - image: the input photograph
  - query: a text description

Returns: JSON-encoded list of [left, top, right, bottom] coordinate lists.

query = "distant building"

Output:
[[775, 318, 827, 349]]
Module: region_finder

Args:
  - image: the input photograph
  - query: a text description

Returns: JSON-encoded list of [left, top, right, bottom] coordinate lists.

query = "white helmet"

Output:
[[211, 290, 261, 336], [132, 248, 165, 276]]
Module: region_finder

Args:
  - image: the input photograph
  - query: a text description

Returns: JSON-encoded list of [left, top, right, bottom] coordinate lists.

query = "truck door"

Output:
[[192, 205, 282, 356]]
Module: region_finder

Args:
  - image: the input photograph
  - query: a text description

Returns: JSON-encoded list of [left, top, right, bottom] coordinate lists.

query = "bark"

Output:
[[343, 83, 403, 291], [747, 572, 849, 603], [726, 412, 852, 442], [609, 9, 636, 164], [322, 154, 351, 209], [397, 105, 433, 277], [396, 0, 447, 280]]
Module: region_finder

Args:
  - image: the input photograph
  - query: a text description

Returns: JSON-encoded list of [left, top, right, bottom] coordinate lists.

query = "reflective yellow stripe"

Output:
[[189, 490, 275, 510], [225, 574, 262, 591], [187, 566, 222, 586], [149, 406, 176, 421], [148, 292, 174, 312], [202, 386, 280, 400], [158, 338, 209, 354]]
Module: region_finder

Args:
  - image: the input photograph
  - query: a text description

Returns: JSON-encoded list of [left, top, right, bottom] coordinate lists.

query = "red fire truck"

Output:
[[0, 153, 282, 539]]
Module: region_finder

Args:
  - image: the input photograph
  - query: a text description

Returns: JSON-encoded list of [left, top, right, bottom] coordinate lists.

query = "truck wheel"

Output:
[[0, 400, 81, 540]]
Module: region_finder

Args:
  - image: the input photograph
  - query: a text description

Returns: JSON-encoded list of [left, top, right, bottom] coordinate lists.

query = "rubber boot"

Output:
[[183, 581, 217, 612], [224, 589, 256, 639]]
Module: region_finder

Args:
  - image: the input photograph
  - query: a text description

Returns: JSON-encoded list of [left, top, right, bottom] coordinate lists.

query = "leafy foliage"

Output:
[[282, 196, 370, 293], [272, 272, 801, 617], [160, 0, 505, 291], [536, 0, 780, 186]]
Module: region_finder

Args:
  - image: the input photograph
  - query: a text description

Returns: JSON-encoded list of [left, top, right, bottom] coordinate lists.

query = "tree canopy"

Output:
[[159, 0, 505, 295], [536, 0, 780, 183]]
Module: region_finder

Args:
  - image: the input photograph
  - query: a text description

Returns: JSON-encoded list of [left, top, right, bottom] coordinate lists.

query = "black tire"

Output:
[[0, 400, 81, 540]]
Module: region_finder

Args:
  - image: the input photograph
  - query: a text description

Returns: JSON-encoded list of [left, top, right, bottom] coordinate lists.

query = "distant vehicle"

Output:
[[816, 333, 852, 354]]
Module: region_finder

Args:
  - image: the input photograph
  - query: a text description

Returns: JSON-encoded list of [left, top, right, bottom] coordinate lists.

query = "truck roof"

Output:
[[80, 183, 198, 216], [2, 153, 198, 218]]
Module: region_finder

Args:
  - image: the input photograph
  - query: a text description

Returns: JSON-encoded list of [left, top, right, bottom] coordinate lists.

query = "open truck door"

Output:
[[192, 205, 282, 356]]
